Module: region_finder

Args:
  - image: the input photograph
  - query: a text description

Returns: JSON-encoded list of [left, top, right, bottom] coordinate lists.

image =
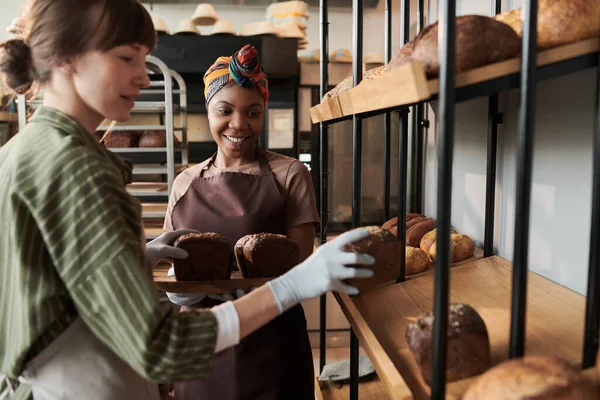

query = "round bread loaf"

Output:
[[382, 213, 425, 231], [237, 233, 300, 278], [419, 227, 458, 254], [405, 246, 431, 275], [172, 232, 231, 281], [341, 226, 401, 292], [406, 218, 436, 247], [385, 38, 416, 72], [104, 131, 139, 148], [405, 303, 492, 385], [429, 233, 475, 263], [462, 355, 600, 399], [138, 130, 181, 148], [493, 0, 599, 50]]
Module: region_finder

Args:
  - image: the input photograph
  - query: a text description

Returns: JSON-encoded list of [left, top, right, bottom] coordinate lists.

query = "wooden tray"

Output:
[[335, 255, 589, 399]]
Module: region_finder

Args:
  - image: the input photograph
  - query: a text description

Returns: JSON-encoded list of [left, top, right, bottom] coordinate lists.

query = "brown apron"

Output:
[[170, 149, 314, 400]]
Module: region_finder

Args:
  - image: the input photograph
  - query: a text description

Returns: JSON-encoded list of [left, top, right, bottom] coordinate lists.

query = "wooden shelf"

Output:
[[153, 263, 272, 294], [334, 255, 588, 400], [315, 375, 397, 400], [0, 111, 17, 123], [141, 203, 168, 218], [127, 182, 169, 197], [310, 37, 599, 124]]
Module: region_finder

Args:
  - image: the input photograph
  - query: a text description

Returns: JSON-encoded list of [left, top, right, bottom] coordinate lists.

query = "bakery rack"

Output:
[[312, 0, 600, 399], [16, 55, 189, 240]]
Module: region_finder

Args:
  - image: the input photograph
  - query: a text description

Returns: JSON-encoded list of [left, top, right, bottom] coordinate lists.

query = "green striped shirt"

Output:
[[0, 107, 218, 399]]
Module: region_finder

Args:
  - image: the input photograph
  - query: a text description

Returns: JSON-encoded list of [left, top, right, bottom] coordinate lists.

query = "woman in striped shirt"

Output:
[[0, 1, 375, 399]]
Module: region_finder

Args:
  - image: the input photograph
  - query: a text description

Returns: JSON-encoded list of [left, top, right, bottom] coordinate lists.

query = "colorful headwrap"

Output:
[[203, 44, 269, 106]]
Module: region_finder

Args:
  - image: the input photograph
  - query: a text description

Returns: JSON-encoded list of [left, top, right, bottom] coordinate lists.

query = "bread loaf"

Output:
[[341, 226, 401, 292], [138, 130, 181, 148], [385, 38, 416, 72], [387, 15, 521, 78], [463, 355, 600, 399], [406, 218, 436, 247], [405, 303, 492, 385], [405, 246, 431, 275], [382, 213, 424, 231], [429, 233, 475, 263], [104, 131, 139, 148], [493, 0, 599, 50], [235, 233, 300, 278], [172, 233, 231, 281], [419, 227, 457, 254], [322, 75, 353, 101]]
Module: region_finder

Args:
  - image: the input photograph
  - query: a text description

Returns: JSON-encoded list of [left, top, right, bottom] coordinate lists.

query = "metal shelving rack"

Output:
[[314, 0, 600, 399]]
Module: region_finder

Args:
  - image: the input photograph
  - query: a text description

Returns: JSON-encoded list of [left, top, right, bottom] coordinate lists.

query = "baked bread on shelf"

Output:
[[406, 218, 436, 247], [428, 233, 475, 263], [405, 303, 492, 386], [234, 233, 300, 278], [419, 227, 457, 254], [382, 213, 425, 231], [405, 246, 431, 275], [172, 233, 232, 281], [138, 130, 181, 148], [103, 131, 140, 148], [384, 38, 416, 72], [386, 15, 521, 78], [493, 0, 599, 50], [341, 226, 401, 292], [462, 355, 600, 399]]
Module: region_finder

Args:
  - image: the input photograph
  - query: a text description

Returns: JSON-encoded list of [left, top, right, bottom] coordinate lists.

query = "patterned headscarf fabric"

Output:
[[203, 44, 269, 106]]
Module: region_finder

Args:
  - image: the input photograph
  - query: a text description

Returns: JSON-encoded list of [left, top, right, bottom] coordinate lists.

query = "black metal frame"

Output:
[[315, 0, 600, 397]]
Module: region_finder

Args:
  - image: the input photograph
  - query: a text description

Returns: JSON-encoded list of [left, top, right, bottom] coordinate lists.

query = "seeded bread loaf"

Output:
[[429, 233, 475, 263], [405, 303, 492, 385], [493, 0, 599, 50], [341, 226, 401, 292], [235, 233, 300, 278], [386, 15, 521, 78], [463, 355, 600, 399], [172, 233, 231, 281], [419, 227, 458, 254], [405, 246, 431, 275]]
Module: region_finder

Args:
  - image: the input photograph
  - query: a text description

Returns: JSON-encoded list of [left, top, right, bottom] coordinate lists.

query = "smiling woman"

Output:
[[163, 44, 321, 400]]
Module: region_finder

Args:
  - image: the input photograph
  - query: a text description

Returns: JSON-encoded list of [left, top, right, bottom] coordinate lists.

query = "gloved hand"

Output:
[[146, 229, 199, 266], [267, 228, 375, 314]]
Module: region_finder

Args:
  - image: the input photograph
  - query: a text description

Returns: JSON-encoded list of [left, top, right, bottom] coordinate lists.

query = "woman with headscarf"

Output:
[[162, 45, 321, 399]]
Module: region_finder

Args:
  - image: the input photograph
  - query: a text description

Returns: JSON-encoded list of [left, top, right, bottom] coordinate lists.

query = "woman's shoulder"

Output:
[[264, 150, 306, 175]]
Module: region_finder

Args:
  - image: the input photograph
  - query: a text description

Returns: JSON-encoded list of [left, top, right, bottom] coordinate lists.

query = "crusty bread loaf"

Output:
[[104, 131, 139, 148], [493, 0, 599, 50], [462, 355, 600, 400], [429, 233, 475, 263], [406, 218, 436, 247], [138, 130, 181, 148], [387, 15, 521, 78], [419, 227, 457, 254], [382, 213, 425, 231], [322, 75, 353, 101], [235, 233, 300, 278], [405, 303, 492, 385], [172, 233, 231, 281], [341, 226, 401, 292], [405, 246, 431, 275], [234, 235, 253, 277], [385, 38, 416, 72]]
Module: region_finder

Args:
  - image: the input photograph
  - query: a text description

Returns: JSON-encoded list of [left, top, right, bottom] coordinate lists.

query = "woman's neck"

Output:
[[42, 77, 104, 134], [214, 146, 258, 168]]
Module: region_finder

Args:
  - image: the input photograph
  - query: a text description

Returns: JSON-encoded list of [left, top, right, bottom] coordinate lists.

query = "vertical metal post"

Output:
[[383, 0, 392, 222], [411, 0, 426, 215], [396, 0, 411, 283], [510, 0, 538, 359], [484, 0, 503, 258], [350, 0, 363, 397], [583, 45, 600, 368], [431, 0, 456, 397], [318, 0, 330, 374]]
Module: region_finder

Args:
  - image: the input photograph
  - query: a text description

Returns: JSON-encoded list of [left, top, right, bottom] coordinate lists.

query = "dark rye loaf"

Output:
[[172, 233, 231, 281]]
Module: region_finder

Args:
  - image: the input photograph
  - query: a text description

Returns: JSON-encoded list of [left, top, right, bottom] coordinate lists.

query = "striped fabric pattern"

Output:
[[0, 107, 218, 399]]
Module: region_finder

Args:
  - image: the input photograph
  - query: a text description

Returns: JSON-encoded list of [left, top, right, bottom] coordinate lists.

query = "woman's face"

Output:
[[69, 44, 151, 123], [207, 84, 265, 160]]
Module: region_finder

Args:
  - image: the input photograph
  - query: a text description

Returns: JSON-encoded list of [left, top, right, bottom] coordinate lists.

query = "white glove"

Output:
[[267, 228, 375, 314], [146, 229, 199, 265]]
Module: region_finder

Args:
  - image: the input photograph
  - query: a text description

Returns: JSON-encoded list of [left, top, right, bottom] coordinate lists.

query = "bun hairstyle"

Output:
[[0, 0, 156, 98]]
